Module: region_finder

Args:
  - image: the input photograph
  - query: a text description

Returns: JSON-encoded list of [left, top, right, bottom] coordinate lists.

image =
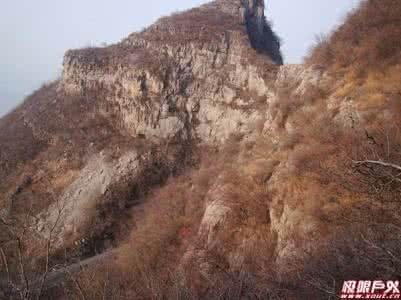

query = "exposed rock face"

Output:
[[61, 0, 283, 145], [199, 177, 233, 247], [61, 48, 272, 144], [36, 151, 143, 246]]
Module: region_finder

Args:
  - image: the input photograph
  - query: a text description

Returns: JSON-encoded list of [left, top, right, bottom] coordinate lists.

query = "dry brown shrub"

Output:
[[111, 169, 205, 298], [306, 0, 401, 74], [290, 221, 401, 299]]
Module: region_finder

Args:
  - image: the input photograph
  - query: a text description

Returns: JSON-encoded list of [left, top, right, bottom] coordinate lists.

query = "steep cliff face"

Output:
[[61, 0, 282, 145]]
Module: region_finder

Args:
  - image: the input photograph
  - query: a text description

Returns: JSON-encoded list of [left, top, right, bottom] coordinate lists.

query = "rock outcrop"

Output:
[[61, 0, 283, 146]]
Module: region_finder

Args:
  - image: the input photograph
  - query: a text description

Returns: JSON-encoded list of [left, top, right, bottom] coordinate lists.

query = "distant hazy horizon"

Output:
[[0, 0, 360, 117]]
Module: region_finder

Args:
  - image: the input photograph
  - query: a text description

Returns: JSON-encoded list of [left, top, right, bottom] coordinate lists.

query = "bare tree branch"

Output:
[[352, 160, 401, 172], [17, 237, 29, 300], [36, 197, 67, 300], [67, 269, 88, 300], [0, 246, 11, 287]]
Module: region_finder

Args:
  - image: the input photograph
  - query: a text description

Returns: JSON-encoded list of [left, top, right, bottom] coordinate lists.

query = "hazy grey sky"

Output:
[[0, 0, 360, 117]]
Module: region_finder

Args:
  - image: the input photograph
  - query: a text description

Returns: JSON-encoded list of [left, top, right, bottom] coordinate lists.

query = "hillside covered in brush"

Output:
[[0, 0, 400, 299]]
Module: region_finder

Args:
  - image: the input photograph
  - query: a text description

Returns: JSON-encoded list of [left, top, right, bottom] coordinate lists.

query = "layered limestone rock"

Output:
[[61, 0, 283, 145]]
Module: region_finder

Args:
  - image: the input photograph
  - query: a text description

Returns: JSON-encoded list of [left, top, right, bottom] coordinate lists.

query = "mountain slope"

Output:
[[0, 3, 286, 297], [1, 0, 401, 299]]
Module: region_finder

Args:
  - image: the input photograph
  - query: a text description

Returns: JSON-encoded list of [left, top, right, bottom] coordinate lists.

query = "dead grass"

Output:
[[306, 0, 401, 74], [23, 110, 401, 299], [306, 0, 401, 116]]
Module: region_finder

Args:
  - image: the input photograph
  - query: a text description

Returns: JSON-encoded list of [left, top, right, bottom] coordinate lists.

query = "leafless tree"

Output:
[[0, 188, 67, 299]]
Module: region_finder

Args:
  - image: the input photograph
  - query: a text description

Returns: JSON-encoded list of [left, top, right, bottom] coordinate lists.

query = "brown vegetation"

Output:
[[306, 0, 401, 74], [306, 0, 401, 121], [2, 1, 401, 299]]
